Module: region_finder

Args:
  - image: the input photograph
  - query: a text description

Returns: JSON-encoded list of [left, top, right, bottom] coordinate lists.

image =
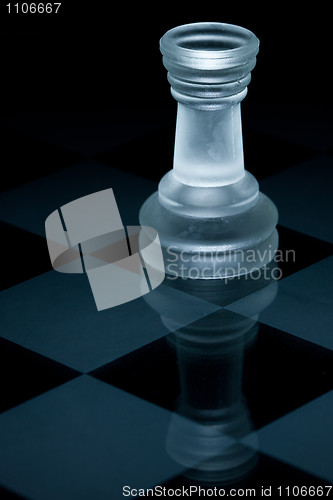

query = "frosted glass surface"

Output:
[[173, 103, 244, 187], [140, 22, 278, 279]]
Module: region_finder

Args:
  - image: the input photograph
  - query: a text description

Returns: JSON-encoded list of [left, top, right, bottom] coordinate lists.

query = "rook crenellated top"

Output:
[[160, 22, 259, 109]]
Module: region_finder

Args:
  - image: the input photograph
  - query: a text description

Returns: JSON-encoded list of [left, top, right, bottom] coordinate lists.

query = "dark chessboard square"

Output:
[[242, 128, 318, 180], [243, 323, 333, 429], [0, 338, 79, 413], [95, 125, 176, 182], [0, 486, 26, 500], [276, 224, 333, 279], [91, 311, 333, 431], [91, 336, 179, 413], [1, 126, 84, 192], [0, 221, 52, 291]]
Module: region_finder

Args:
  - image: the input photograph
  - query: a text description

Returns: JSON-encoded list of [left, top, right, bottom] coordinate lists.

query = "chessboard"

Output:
[[0, 99, 332, 499]]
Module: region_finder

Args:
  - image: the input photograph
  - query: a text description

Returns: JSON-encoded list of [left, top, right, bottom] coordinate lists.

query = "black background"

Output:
[[0, 2, 331, 114]]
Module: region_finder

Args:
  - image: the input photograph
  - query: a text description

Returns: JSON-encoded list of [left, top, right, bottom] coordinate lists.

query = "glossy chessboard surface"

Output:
[[0, 101, 332, 499]]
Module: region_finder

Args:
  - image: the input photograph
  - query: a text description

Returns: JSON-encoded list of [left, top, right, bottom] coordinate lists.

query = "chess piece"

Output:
[[140, 22, 278, 278]]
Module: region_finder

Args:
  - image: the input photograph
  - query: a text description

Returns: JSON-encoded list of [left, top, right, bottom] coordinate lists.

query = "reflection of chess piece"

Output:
[[166, 308, 258, 484], [140, 22, 278, 279], [144, 272, 277, 484]]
